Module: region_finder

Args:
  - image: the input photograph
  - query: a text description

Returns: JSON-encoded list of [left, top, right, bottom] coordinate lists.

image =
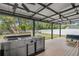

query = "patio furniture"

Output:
[[66, 35, 79, 47]]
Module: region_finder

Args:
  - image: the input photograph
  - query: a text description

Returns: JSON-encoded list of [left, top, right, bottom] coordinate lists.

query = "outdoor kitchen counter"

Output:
[[0, 36, 45, 56]]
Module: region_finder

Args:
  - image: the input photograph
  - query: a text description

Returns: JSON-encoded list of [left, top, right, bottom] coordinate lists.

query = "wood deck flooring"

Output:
[[37, 38, 79, 56]]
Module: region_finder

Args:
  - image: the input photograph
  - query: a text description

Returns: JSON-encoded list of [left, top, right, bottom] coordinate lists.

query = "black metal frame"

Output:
[[59, 23, 61, 37], [12, 3, 18, 14], [3, 3, 57, 22], [38, 3, 67, 20], [33, 20, 35, 36], [0, 9, 50, 23], [1, 3, 79, 40], [51, 23, 54, 39], [31, 3, 52, 18], [1, 3, 79, 23]]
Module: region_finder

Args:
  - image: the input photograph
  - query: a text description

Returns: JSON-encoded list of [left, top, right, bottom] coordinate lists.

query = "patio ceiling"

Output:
[[0, 3, 79, 23]]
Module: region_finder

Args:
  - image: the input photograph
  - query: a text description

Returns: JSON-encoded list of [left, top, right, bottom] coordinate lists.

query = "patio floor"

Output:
[[37, 38, 79, 56]]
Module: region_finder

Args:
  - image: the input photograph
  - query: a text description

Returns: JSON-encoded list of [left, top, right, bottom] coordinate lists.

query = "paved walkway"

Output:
[[37, 38, 79, 56]]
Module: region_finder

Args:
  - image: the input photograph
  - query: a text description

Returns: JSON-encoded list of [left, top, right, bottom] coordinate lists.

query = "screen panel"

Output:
[[24, 3, 44, 12], [51, 15, 59, 19], [16, 8, 34, 16], [0, 4, 13, 12], [39, 8, 55, 16], [68, 14, 79, 19], [33, 14, 45, 19], [49, 3, 71, 12]]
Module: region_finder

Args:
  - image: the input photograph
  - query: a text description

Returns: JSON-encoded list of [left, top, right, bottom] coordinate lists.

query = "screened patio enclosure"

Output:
[[1, 3, 79, 56], [0, 3, 79, 39]]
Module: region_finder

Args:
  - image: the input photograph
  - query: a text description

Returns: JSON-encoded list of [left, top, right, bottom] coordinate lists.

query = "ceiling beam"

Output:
[[71, 3, 78, 14], [22, 3, 30, 12], [41, 4, 79, 20], [38, 3, 67, 20], [13, 3, 18, 14], [29, 3, 36, 5], [4, 3, 79, 17], [75, 8, 79, 14], [3, 3, 57, 21], [3, 3, 71, 22], [3, 3, 79, 23], [38, 3, 69, 23], [4, 3, 47, 17], [71, 3, 75, 8], [38, 3, 58, 14], [31, 3, 52, 18], [69, 17, 79, 21], [1, 7, 78, 24], [66, 13, 79, 17], [21, 3, 56, 21], [54, 16, 79, 24], [0, 8, 51, 23]]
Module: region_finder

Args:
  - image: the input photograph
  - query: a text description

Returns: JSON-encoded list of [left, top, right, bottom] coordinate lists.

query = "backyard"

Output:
[[0, 33, 65, 40], [37, 33, 65, 40], [0, 14, 79, 40]]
